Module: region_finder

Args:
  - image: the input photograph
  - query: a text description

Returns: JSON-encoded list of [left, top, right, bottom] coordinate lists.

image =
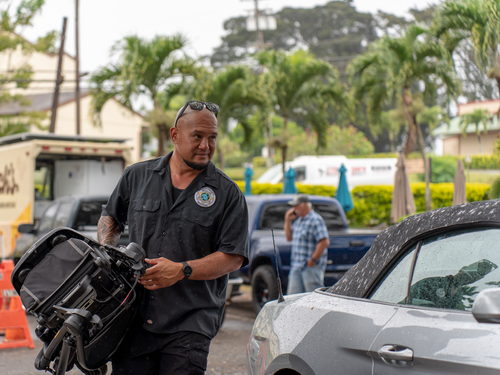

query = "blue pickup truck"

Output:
[[241, 194, 380, 312]]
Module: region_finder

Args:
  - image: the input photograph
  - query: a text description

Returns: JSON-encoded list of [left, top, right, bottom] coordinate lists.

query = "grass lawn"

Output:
[[465, 170, 500, 184]]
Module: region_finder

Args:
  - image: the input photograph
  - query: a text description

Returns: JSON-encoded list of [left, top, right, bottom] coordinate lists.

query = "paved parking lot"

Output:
[[0, 286, 256, 375]]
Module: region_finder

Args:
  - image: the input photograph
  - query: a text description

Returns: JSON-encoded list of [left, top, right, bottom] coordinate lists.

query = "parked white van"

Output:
[[256, 155, 397, 188]]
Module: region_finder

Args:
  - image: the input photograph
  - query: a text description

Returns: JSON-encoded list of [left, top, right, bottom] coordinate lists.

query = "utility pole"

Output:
[[75, 0, 81, 135], [253, 0, 265, 50], [49, 17, 67, 133], [242, 0, 266, 50]]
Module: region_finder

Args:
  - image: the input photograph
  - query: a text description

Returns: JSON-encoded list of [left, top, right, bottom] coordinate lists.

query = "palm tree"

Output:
[[458, 109, 493, 152], [434, 0, 500, 104], [349, 25, 459, 210], [256, 49, 345, 176], [189, 65, 265, 168], [90, 34, 196, 156]]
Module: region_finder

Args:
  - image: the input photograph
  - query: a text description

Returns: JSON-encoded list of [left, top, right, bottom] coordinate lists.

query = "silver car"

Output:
[[248, 199, 500, 375]]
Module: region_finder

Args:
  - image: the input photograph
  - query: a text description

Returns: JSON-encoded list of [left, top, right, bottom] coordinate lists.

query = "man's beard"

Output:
[[183, 158, 208, 170]]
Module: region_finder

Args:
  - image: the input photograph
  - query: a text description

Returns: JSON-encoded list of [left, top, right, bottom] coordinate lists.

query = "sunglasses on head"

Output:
[[174, 100, 219, 127]]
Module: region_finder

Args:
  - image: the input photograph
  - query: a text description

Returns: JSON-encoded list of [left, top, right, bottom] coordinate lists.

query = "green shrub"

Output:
[[415, 157, 458, 183], [489, 177, 500, 199], [346, 185, 393, 227], [297, 184, 336, 197], [252, 156, 268, 168], [234, 181, 491, 227], [464, 155, 500, 170], [431, 156, 457, 182]]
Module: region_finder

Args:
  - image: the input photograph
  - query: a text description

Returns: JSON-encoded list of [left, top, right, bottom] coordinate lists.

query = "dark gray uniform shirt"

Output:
[[103, 152, 248, 339]]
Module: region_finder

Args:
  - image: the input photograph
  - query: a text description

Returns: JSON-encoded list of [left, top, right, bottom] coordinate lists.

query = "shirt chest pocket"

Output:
[[180, 210, 216, 257], [132, 198, 161, 237], [181, 211, 215, 229]]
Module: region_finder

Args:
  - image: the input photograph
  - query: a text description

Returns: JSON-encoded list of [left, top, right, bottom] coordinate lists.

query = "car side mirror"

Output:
[[472, 288, 500, 323], [18, 223, 36, 234]]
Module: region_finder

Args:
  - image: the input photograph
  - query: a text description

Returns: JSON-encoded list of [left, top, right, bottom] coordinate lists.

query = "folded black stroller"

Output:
[[11, 227, 146, 375]]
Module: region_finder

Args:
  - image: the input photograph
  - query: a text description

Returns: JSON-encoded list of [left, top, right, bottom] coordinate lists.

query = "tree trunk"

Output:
[[264, 113, 274, 167], [402, 89, 417, 155], [402, 88, 431, 211], [156, 123, 164, 157], [496, 76, 500, 116], [416, 123, 432, 211], [281, 117, 289, 179]]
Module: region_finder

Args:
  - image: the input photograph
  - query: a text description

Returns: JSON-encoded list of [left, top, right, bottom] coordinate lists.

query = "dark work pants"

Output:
[[111, 331, 211, 375]]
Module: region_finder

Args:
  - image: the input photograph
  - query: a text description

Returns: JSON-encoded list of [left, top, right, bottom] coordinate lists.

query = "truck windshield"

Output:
[[259, 202, 345, 231], [35, 161, 54, 200]]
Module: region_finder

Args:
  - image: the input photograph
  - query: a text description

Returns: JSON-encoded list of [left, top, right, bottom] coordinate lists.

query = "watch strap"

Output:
[[181, 261, 192, 279]]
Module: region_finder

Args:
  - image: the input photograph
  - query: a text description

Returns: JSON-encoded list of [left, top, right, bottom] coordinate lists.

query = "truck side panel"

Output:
[[0, 143, 36, 258], [54, 160, 124, 197]]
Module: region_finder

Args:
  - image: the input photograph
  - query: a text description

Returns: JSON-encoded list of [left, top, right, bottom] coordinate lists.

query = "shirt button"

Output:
[[157, 252, 161, 256], [161, 231, 166, 236], [146, 319, 153, 325]]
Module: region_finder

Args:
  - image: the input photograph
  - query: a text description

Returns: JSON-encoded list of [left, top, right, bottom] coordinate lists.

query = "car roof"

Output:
[[328, 199, 500, 298], [244, 194, 338, 203]]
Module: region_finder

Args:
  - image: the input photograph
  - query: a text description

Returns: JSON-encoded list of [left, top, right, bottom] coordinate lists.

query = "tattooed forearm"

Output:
[[97, 216, 122, 246]]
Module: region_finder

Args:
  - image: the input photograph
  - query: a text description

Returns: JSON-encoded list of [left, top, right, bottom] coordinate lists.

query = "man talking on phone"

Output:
[[284, 195, 330, 294]]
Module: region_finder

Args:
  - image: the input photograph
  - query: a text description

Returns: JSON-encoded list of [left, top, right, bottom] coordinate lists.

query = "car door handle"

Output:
[[377, 344, 414, 367], [349, 240, 365, 247]]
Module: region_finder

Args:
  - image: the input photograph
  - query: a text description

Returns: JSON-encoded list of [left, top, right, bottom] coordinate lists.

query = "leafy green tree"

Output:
[[90, 34, 196, 155], [256, 49, 346, 175], [287, 125, 374, 157], [189, 64, 265, 167], [434, 0, 500, 102], [212, 1, 378, 75], [458, 109, 494, 152], [349, 25, 459, 210], [0, 0, 56, 135]]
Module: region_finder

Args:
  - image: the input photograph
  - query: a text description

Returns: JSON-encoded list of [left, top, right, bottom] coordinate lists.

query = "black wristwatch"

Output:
[[181, 261, 192, 279]]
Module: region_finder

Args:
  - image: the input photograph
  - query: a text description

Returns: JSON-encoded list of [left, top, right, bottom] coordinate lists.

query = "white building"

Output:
[[0, 38, 145, 162]]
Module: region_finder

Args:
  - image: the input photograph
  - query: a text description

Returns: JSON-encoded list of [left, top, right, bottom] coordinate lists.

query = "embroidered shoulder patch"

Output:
[[194, 187, 216, 207]]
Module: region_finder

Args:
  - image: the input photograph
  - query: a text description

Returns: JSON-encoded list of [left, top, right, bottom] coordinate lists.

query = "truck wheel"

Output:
[[251, 265, 279, 314]]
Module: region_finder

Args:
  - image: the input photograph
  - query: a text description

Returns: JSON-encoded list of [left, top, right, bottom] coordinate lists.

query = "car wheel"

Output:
[[251, 265, 279, 313]]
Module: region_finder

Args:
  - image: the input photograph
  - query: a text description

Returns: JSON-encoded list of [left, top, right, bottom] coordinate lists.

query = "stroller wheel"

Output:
[[34, 348, 50, 371]]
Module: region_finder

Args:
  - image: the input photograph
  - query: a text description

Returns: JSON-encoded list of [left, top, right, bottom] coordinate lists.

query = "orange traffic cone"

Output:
[[4, 296, 28, 341], [0, 260, 35, 349]]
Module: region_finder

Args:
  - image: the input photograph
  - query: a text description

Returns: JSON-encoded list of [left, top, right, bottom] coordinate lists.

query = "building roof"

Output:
[[0, 90, 90, 115], [0, 132, 128, 146], [458, 99, 500, 116], [434, 115, 500, 137]]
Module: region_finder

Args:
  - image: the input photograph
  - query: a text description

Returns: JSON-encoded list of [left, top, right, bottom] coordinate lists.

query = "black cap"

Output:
[[288, 195, 310, 206]]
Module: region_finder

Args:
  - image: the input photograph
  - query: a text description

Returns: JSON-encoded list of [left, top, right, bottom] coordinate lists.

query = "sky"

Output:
[[19, 0, 437, 74]]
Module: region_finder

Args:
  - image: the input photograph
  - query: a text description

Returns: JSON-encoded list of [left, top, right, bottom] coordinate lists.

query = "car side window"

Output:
[[260, 204, 288, 230], [75, 201, 106, 227], [370, 245, 416, 304], [259, 202, 345, 231], [407, 227, 500, 311], [37, 203, 59, 232]]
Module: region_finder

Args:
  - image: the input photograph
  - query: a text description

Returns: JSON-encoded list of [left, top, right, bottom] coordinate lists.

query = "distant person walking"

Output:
[[284, 195, 330, 294]]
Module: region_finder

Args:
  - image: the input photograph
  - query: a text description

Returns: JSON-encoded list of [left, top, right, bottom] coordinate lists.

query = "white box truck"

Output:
[[257, 155, 397, 188], [0, 133, 132, 258]]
